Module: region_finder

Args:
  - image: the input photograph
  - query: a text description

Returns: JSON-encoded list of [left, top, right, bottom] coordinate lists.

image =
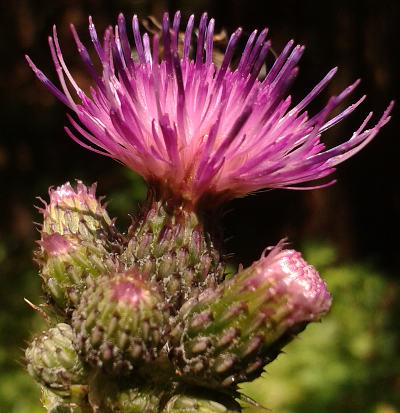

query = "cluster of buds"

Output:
[[26, 181, 331, 412], [25, 10, 391, 413]]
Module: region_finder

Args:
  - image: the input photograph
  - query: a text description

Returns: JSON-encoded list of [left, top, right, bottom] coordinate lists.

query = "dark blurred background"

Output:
[[0, 0, 399, 412]]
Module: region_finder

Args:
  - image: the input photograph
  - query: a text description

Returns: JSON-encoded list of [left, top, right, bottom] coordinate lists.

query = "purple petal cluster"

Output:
[[27, 12, 393, 204]]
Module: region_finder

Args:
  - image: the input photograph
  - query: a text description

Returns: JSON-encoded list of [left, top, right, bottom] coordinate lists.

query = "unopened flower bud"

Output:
[[102, 386, 163, 413], [72, 272, 169, 374], [38, 233, 112, 310], [41, 386, 91, 413], [170, 243, 331, 387], [162, 394, 241, 413], [121, 199, 224, 310], [39, 181, 114, 242], [35, 182, 119, 311], [26, 323, 86, 397]]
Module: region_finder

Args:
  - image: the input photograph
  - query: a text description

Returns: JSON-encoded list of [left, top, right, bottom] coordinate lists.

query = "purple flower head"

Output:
[[27, 12, 393, 205]]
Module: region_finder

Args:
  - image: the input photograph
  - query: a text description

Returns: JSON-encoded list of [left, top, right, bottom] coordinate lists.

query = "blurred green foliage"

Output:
[[0, 175, 398, 412]]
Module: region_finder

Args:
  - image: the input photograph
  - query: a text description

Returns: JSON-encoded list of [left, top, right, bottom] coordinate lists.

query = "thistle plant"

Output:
[[25, 11, 392, 412]]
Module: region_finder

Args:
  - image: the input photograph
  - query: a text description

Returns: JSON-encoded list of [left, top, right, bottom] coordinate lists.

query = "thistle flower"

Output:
[[25, 10, 385, 412], [26, 12, 393, 205]]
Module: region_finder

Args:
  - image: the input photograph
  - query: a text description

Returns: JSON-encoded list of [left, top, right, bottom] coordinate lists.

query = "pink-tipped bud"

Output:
[[72, 272, 170, 375], [35, 181, 117, 312], [39, 181, 113, 242], [170, 243, 331, 388]]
